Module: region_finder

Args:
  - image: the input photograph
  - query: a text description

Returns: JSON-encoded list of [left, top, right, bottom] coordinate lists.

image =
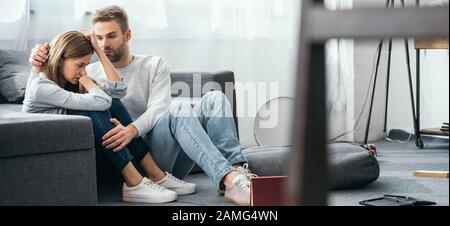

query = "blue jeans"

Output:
[[144, 91, 247, 188], [72, 99, 149, 171]]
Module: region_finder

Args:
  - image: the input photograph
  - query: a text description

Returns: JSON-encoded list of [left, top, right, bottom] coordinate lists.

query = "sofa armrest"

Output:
[[0, 112, 94, 158], [0, 112, 97, 205]]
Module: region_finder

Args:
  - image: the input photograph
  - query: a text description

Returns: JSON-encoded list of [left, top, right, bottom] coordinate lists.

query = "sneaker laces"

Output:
[[236, 163, 258, 179], [167, 173, 186, 185], [235, 175, 251, 194], [144, 179, 166, 192]]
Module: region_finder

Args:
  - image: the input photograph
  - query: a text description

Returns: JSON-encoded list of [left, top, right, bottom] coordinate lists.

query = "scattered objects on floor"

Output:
[[413, 170, 449, 178]]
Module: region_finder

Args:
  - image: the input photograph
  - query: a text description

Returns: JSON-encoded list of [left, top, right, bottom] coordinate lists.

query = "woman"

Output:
[[22, 31, 196, 204]]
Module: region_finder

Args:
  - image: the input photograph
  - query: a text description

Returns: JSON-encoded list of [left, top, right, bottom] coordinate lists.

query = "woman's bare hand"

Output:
[[80, 29, 100, 50], [78, 73, 99, 92]]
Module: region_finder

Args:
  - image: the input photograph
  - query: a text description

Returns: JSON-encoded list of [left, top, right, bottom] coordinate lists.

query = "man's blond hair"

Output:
[[91, 5, 129, 33]]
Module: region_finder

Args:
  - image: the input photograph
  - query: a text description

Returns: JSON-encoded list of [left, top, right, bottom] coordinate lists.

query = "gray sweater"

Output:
[[22, 71, 127, 114], [87, 55, 171, 137]]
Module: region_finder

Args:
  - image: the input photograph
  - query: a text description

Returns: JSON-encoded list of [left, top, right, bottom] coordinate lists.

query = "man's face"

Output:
[[94, 21, 128, 62]]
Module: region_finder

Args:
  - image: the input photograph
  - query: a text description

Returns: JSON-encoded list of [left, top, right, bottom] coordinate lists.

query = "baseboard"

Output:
[[388, 129, 449, 144]]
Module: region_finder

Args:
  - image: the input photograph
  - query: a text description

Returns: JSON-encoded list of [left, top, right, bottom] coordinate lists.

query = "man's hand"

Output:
[[29, 43, 49, 72], [102, 118, 139, 152]]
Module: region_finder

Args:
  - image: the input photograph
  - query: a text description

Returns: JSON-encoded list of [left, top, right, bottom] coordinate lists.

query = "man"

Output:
[[29, 5, 254, 206]]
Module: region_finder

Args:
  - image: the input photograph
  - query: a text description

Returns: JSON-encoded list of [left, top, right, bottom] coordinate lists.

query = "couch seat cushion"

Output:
[[0, 113, 94, 158], [0, 50, 30, 103], [0, 104, 22, 114]]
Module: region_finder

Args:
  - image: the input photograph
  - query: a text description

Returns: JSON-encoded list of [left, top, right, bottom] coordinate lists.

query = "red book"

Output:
[[251, 176, 289, 206]]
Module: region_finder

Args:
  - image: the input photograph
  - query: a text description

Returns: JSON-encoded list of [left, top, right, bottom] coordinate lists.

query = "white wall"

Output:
[[0, 0, 300, 148], [353, 0, 449, 142], [130, 39, 298, 148]]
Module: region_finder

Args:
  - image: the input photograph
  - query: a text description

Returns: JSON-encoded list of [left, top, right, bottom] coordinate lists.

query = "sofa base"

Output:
[[0, 149, 97, 206]]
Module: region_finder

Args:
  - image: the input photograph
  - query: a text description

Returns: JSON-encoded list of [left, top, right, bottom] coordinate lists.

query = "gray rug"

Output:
[[329, 138, 449, 206], [98, 138, 449, 206]]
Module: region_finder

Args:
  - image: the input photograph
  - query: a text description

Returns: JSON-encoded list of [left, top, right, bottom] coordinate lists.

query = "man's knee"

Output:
[[170, 101, 196, 118], [201, 91, 232, 117], [202, 91, 226, 103]]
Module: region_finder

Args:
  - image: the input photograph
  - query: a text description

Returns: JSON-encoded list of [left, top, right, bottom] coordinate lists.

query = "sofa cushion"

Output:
[[328, 143, 380, 190], [243, 143, 380, 190], [0, 50, 30, 103], [0, 103, 22, 114], [0, 112, 94, 158], [243, 146, 290, 176]]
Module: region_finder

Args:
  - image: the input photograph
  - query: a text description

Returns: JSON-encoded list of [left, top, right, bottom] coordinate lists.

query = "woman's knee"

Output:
[[77, 110, 110, 117], [110, 98, 128, 111], [111, 98, 124, 108], [111, 98, 122, 105]]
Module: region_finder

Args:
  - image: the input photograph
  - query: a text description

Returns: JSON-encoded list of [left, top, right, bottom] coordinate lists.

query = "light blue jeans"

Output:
[[143, 91, 247, 188]]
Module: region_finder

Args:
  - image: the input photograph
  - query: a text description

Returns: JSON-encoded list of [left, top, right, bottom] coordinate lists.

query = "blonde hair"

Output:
[[44, 31, 93, 88], [91, 5, 129, 33]]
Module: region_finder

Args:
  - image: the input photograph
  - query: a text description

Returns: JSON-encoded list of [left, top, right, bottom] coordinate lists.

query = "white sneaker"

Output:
[[224, 173, 251, 206], [157, 172, 196, 195], [218, 164, 257, 195], [235, 163, 258, 179], [122, 177, 177, 203]]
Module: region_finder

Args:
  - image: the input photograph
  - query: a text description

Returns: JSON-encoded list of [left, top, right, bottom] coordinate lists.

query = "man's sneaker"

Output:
[[235, 163, 258, 179], [218, 164, 257, 195], [122, 177, 177, 203], [224, 174, 251, 206], [157, 172, 196, 195]]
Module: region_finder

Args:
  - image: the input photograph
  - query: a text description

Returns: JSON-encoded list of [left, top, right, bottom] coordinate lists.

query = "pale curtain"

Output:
[[0, 0, 30, 51], [74, 0, 167, 29], [324, 0, 355, 141]]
